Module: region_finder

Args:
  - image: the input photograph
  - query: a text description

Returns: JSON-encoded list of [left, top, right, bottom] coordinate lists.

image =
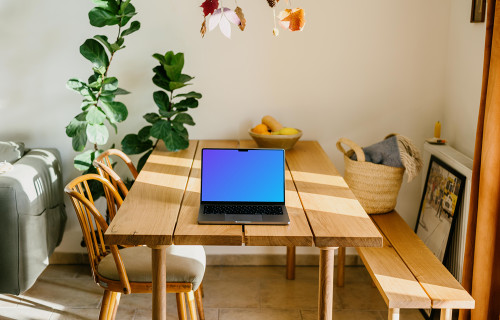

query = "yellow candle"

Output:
[[434, 121, 441, 139]]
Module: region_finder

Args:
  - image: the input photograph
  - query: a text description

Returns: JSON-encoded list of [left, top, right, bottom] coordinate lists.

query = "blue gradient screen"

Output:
[[201, 149, 284, 203]]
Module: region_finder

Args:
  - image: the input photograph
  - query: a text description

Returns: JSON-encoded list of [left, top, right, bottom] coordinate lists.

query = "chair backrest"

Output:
[[94, 149, 138, 217], [65, 174, 131, 294]]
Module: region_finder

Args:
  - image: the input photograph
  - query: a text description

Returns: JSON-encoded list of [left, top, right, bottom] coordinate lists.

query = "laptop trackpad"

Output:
[[225, 214, 262, 223]]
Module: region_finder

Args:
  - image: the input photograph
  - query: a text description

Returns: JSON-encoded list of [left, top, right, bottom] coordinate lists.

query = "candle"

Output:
[[434, 121, 441, 139]]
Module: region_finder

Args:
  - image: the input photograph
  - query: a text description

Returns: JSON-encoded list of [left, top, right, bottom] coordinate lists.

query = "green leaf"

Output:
[[74, 150, 95, 171], [86, 124, 109, 145], [152, 54, 168, 67], [144, 113, 161, 124], [119, 0, 132, 13], [173, 113, 195, 125], [81, 100, 95, 111], [178, 74, 194, 83], [80, 39, 109, 69], [94, 35, 113, 53], [153, 91, 170, 111], [66, 78, 85, 91], [72, 131, 88, 152], [119, 3, 136, 26], [114, 88, 130, 95], [164, 130, 189, 151], [93, 65, 107, 75], [159, 110, 178, 118], [121, 21, 140, 37], [91, 0, 119, 13], [150, 120, 171, 139], [152, 74, 171, 92], [173, 122, 189, 140], [164, 52, 184, 81], [121, 134, 153, 155], [175, 98, 198, 109], [169, 81, 188, 91], [88, 7, 120, 27], [88, 73, 100, 84], [175, 91, 202, 99], [86, 106, 107, 125], [138, 126, 152, 142], [102, 77, 118, 91], [137, 149, 153, 172], [66, 113, 88, 151], [101, 101, 128, 123]]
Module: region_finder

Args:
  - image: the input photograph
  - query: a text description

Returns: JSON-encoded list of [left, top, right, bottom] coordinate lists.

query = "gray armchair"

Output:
[[0, 143, 67, 294]]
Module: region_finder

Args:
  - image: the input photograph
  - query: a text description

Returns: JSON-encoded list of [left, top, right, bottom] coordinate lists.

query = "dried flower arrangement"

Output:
[[200, 0, 305, 38]]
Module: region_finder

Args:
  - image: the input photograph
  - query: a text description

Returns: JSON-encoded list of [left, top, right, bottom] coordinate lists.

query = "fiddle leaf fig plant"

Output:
[[121, 51, 202, 172], [66, 0, 140, 177]]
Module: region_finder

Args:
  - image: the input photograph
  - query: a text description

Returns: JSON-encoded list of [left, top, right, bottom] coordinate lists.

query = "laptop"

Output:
[[198, 148, 290, 225]]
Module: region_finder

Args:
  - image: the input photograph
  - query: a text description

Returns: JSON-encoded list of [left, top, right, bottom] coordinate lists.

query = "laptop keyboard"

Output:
[[204, 205, 283, 215]]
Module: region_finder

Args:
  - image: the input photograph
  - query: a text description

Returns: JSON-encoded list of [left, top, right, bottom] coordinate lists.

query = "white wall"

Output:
[[443, 0, 486, 159], [0, 0, 459, 254]]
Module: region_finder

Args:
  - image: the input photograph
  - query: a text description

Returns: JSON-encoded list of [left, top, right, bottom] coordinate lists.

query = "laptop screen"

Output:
[[201, 149, 285, 203]]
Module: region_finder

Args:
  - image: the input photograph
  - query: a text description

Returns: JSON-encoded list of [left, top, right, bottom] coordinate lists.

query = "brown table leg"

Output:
[[151, 246, 167, 320], [286, 246, 296, 280], [319, 247, 335, 320]]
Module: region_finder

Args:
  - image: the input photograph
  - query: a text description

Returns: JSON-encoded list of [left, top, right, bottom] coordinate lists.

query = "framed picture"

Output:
[[471, 0, 486, 23], [415, 155, 466, 319], [416, 155, 466, 262]]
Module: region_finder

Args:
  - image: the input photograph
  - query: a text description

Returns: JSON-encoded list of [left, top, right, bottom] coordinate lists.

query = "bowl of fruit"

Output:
[[249, 115, 302, 150]]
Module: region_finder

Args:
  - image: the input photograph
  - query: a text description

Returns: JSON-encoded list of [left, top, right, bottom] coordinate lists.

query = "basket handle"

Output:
[[336, 138, 366, 162]]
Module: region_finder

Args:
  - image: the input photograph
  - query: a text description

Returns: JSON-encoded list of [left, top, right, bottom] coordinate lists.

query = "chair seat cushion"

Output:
[[98, 245, 205, 290]]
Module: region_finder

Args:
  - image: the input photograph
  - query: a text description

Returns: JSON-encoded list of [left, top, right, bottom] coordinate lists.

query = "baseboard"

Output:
[[50, 252, 363, 266]]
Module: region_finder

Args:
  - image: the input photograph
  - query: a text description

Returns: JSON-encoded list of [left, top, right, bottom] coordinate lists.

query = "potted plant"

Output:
[[121, 51, 202, 171], [65, 0, 140, 196]]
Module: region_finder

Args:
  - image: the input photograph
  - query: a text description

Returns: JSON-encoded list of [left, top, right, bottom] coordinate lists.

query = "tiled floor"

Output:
[[0, 265, 425, 320]]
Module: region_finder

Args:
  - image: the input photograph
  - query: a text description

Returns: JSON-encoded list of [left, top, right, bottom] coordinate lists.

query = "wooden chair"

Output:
[[65, 174, 206, 320]]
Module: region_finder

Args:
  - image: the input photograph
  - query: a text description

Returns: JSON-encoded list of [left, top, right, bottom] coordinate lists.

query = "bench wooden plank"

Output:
[[285, 141, 382, 248], [372, 211, 475, 309], [239, 140, 314, 247], [173, 140, 244, 246], [357, 235, 431, 309], [105, 140, 198, 246]]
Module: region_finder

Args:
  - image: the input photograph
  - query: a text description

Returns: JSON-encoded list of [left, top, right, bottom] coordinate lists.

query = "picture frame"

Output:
[[415, 155, 466, 319], [471, 0, 486, 23]]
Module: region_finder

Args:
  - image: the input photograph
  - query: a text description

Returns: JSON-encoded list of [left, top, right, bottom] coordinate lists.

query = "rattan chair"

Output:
[[65, 174, 205, 320]]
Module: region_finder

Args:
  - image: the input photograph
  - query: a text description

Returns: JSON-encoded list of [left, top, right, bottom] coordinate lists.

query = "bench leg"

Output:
[[318, 247, 335, 320], [388, 308, 399, 320], [337, 247, 345, 287], [440, 309, 452, 320], [286, 246, 296, 280]]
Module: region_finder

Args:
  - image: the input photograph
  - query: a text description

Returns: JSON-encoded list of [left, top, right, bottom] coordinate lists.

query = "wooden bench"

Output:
[[336, 210, 475, 320]]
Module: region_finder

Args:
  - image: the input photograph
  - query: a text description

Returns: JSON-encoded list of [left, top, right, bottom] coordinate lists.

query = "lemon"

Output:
[[278, 127, 299, 135]]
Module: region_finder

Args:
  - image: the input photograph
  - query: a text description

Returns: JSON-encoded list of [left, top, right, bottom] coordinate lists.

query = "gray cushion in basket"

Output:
[[0, 141, 25, 164], [98, 245, 205, 291]]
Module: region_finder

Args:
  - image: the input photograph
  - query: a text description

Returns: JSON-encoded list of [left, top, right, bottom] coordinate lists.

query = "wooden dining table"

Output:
[[104, 139, 383, 320]]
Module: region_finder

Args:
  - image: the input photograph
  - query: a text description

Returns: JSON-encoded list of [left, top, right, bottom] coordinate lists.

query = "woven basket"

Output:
[[336, 137, 405, 214]]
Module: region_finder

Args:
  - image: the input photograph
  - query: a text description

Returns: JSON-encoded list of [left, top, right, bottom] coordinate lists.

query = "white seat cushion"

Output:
[[98, 245, 205, 290]]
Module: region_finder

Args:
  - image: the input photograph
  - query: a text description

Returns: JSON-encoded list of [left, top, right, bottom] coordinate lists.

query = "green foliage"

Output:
[[121, 51, 202, 171], [66, 0, 140, 175]]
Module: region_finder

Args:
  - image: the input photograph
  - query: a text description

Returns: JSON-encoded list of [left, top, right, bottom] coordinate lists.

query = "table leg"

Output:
[[286, 246, 296, 280], [319, 247, 335, 320], [151, 246, 167, 320]]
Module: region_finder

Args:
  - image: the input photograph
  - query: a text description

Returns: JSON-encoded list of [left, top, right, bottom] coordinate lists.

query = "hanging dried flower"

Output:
[[278, 8, 306, 31], [209, 8, 241, 39], [201, 0, 219, 16], [200, 18, 207, 37], [267, 0, 276, 8], [235, 7, 246, 31]]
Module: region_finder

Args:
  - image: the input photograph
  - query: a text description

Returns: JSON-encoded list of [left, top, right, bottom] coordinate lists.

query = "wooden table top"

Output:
[[105, 140, 382, 249]]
